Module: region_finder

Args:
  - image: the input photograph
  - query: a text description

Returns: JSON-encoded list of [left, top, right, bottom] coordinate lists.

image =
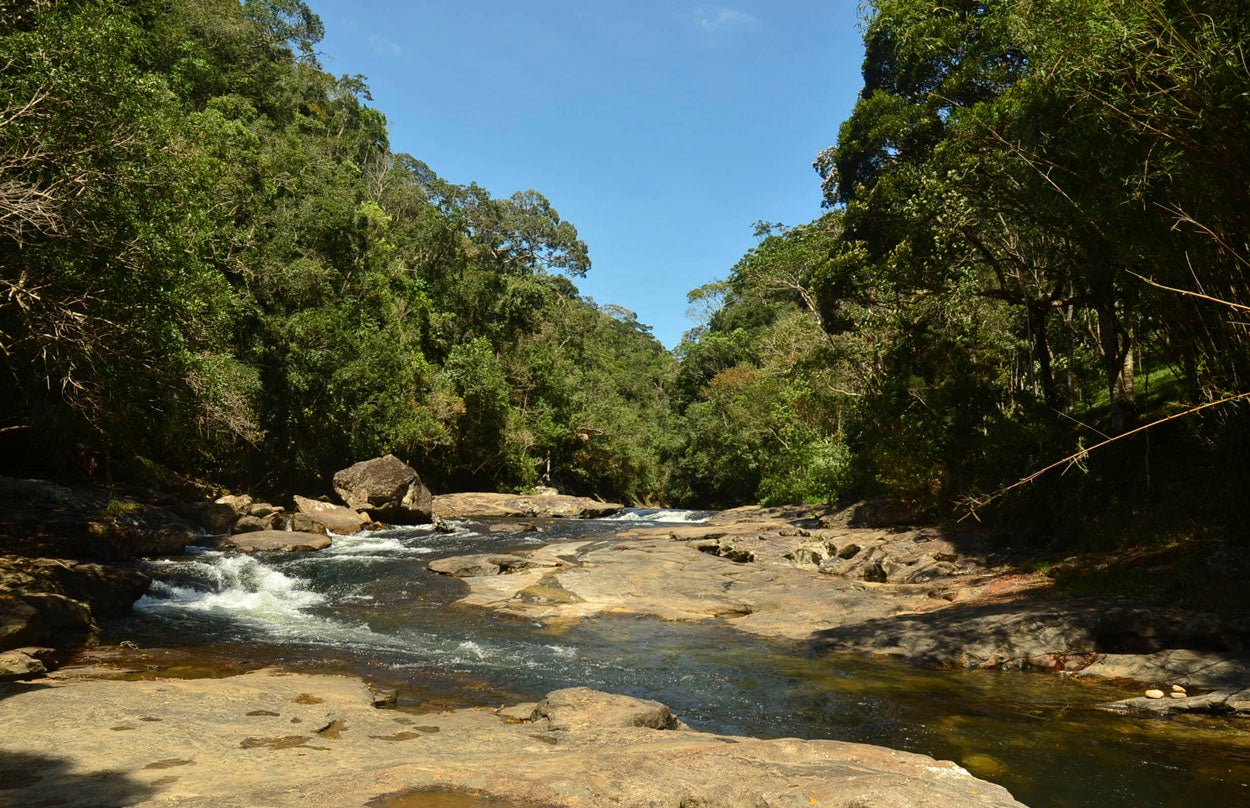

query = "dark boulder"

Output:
[[0, 555, 151, 654], [0, 477, 193, 561], [332, 455, 432, 524]]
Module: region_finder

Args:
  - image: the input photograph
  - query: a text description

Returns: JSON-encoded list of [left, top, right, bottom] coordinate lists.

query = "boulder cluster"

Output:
[[188, 454, 434, 544]]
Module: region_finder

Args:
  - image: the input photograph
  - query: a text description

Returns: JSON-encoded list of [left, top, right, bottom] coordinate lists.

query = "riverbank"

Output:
[[5, 493, 1250, 805], [0, 667, 1026, 807]]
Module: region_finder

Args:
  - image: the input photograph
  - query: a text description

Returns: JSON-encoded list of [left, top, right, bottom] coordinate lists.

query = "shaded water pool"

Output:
[[103, 510, 1250, 807]]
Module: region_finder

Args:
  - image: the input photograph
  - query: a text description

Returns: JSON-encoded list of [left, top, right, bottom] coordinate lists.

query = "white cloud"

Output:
[[368, 34, 403, 57], [692, 7, 760, 32]]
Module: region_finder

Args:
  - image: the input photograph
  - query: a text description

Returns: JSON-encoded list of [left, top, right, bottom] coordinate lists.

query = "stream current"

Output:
[[105, 510, 1250, 808]]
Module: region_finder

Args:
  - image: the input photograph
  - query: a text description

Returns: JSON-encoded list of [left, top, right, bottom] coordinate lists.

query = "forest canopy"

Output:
[[2, 0, 1246, 542]]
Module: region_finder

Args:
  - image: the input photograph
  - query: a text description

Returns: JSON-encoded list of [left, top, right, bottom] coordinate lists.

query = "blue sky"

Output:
[[310, 1, 866, 348]]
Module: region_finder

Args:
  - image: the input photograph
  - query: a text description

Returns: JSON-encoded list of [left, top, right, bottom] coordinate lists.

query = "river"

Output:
[[103, 510, 1250, 808]]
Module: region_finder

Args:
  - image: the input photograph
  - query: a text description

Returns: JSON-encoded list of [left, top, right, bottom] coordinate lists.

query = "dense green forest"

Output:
[[0, 0, 676, 502], [2, 0, 1247, 541], [674, 0, 1250, 539]]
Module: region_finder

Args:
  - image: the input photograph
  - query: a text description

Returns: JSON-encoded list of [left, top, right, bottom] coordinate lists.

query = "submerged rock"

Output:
[[0, 669, 1028, 807]]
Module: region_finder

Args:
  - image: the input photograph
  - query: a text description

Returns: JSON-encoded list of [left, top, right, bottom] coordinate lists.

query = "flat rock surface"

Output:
[[432, 492, 623, 520], [430, 511, 1250, 689], [0, 669, 1026, 807], [220, 530, 331, 552]]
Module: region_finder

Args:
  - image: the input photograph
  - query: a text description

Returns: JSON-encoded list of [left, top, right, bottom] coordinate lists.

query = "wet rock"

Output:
[[332, 455, 432, 524], [182, 502, 241, 535], [432, 491, 622, 520], [232, 513, 281, 533], [222, 530, 331, 553], [836, 542, 862, 560], [0, 477, 193, 560], [487, 521, 540, 533], [287, 513, 328, 535], [292, 495, 368, 535], [1102, 688, 1250, 717], [249, 502, 282, 518]]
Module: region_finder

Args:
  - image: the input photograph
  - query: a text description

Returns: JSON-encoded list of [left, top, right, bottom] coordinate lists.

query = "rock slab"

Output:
[[432, 491, 622, 519], [292, 495, 368, 535], [332, 455, 432, 523], [221, 530, 331, 553], [0, 669, 1027, 807]]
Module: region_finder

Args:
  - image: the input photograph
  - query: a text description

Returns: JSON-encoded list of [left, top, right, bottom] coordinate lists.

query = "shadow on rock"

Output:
[[0, 749, 156, 807], [0, 680, 53, 703], [807, 598, 1108, 670]]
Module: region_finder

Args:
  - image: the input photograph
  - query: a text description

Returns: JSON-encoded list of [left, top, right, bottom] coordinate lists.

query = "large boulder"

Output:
[[0, 555, 151, 657], [0, 477, 194, 560], [292, 495, 368, 535], [332, 455, 432, 524]]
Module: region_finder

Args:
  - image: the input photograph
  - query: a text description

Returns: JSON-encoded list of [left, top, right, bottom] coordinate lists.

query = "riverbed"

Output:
[[100, 510, 1250, 808]]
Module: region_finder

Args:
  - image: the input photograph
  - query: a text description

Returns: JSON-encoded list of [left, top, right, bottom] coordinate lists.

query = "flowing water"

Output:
[[104, 510, 1250, 808]]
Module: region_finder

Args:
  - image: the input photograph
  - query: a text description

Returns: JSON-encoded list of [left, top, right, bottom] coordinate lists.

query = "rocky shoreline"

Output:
[[0, 668, 1026, 807], [0, 460, 622, 680], [426, 504, 1250, 717], [3, 465, 1250, 805]]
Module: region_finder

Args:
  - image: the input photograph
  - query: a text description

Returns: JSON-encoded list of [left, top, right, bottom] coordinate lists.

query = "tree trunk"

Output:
[[1028, 302, 1060, 409], [1097, 305, 1136, 434]]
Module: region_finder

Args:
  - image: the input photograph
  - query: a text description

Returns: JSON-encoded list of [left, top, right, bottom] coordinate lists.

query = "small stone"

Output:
[[1171, 684, 1187, 694], [1144, 689, 1165, 699], [1169, 691, 1186, 699]]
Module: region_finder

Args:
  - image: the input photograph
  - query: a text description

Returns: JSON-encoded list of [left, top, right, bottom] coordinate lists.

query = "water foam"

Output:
[[138, 553, 326, 624], [599, 509, 711, 524]]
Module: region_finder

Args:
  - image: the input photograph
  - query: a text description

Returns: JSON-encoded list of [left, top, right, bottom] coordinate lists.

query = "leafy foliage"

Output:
[[0, 0, 673, 501]]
